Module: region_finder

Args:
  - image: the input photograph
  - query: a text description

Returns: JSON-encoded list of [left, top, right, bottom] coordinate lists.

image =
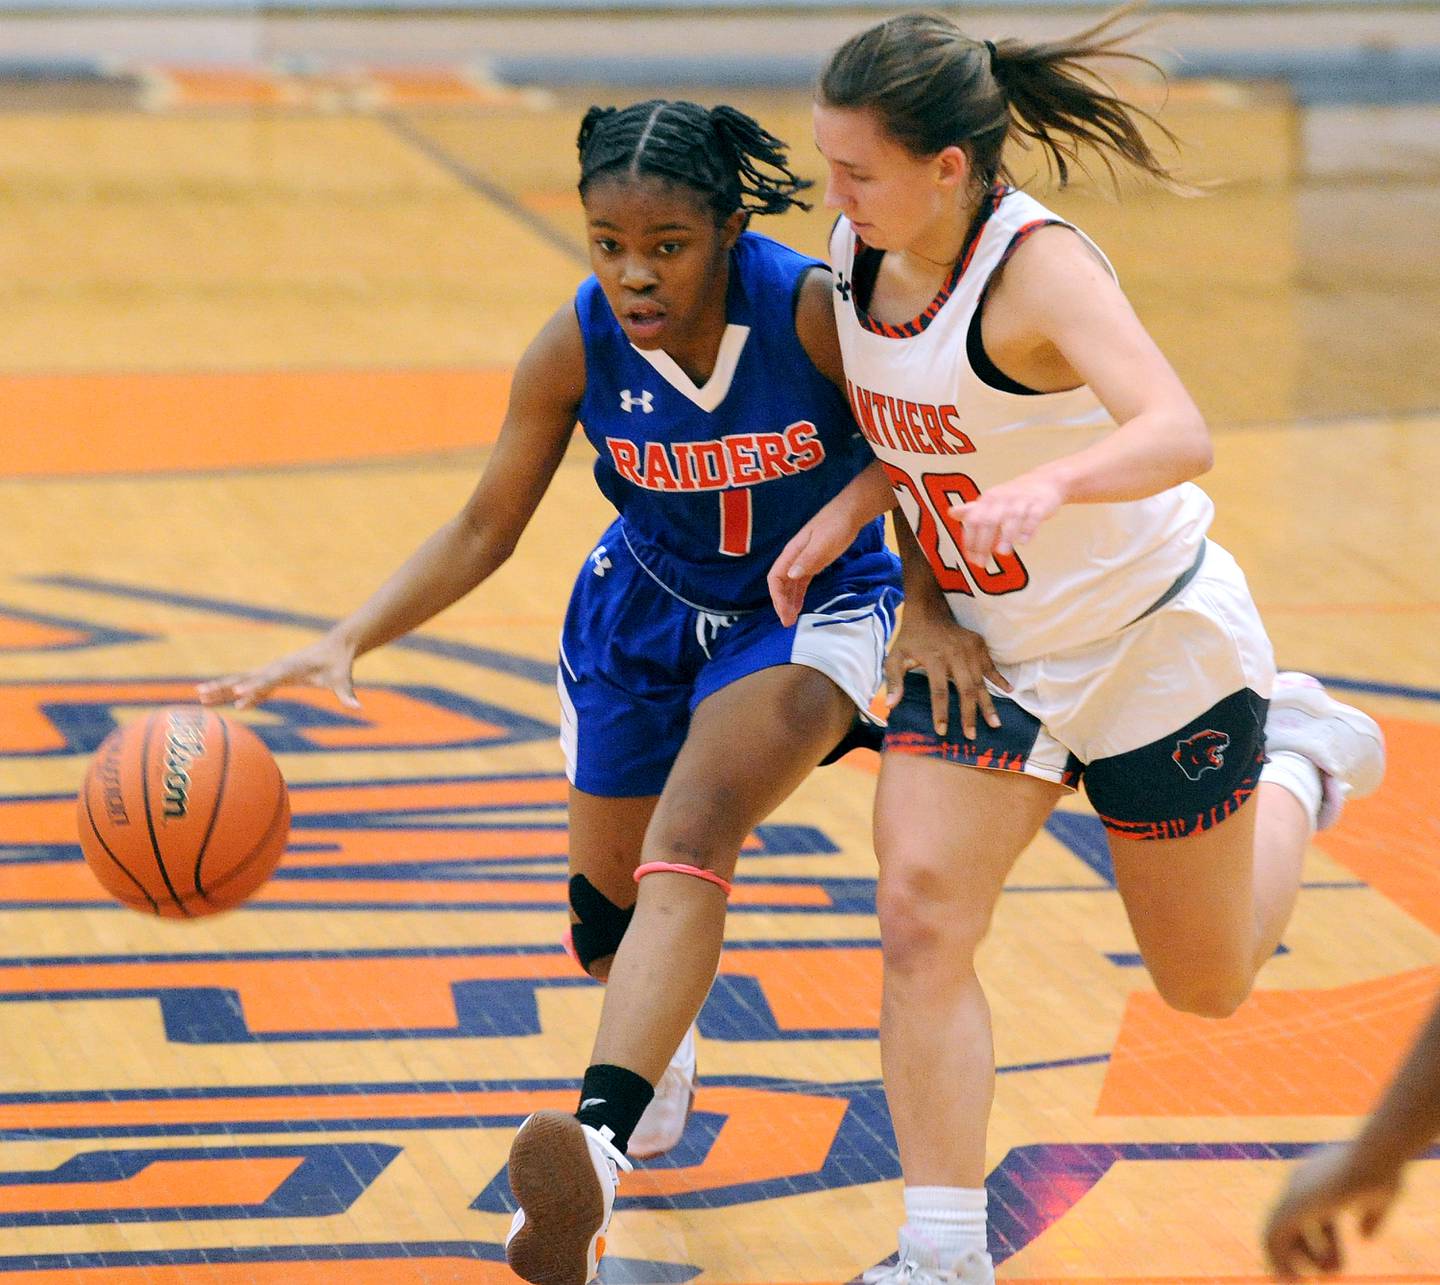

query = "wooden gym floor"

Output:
[[0, 66, 1437, 1283]]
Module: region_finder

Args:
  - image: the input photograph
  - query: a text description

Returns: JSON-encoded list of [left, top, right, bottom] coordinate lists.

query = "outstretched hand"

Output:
[[1263, 1143, 1402, 1280], [768, 506, 860, 627], [197, 635, 361, 712], [883, 604, 1009, 741]]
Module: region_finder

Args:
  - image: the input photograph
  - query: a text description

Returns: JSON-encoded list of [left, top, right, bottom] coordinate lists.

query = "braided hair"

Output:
[[577, 100, 811, 224]]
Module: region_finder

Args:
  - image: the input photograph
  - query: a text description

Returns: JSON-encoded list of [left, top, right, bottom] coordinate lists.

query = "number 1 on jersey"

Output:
[[719, 488, 753, 557]]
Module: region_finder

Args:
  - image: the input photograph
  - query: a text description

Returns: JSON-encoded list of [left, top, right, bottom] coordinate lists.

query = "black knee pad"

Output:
[[568, 874, 635, 972]]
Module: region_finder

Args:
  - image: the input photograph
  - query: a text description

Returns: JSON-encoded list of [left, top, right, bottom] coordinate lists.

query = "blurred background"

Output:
[[3, 0, 1438, 431]]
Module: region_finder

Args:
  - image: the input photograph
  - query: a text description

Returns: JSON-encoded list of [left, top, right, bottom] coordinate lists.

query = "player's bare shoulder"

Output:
[[514, 302, 587, 414], [995, 224, 1114, 303], [793, 265, 846, 389]]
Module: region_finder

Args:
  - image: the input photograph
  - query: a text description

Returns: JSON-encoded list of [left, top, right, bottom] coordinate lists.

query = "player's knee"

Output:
[[644, 809, 739, 878], [876, 863, 990, 974], [1152, 966, 1253, 1019]]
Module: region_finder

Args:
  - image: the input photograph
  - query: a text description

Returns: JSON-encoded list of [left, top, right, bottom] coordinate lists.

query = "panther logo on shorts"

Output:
[[1172, 729, 1231, 780]]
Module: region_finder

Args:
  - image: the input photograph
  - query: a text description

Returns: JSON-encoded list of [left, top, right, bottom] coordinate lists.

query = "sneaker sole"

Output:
[[506, 1111, 604, 1285]]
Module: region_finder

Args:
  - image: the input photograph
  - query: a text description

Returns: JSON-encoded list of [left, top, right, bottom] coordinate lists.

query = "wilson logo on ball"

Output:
[[76, 706, 290, 918]]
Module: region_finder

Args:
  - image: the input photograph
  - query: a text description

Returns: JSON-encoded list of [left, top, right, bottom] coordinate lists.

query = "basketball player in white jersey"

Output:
[[767, 13, 1388, 1284]]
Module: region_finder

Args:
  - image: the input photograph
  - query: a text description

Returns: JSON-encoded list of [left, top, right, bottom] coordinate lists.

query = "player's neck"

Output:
[[661, 294, 730, 387], [898, 195, 982, 275]]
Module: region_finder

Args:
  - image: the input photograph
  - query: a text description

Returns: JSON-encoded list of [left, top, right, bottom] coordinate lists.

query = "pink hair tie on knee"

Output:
[[633, 861, 733, 897]]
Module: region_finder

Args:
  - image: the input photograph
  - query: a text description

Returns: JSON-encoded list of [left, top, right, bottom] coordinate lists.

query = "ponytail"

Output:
[[820, 5, 1182, 191]]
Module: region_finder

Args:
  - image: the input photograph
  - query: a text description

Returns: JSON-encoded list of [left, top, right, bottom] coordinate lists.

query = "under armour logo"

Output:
[[620, 388, 654, 413], [589, 546, 612, 577], [834, 273, 852, 302]]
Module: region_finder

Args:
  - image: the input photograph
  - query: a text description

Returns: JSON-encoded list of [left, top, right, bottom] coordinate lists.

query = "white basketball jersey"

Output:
[[831, 188, 1213, 664]]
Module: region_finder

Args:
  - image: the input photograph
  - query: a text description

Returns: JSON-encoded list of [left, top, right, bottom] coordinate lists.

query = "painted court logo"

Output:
[[1172, 729, 1231, 780]]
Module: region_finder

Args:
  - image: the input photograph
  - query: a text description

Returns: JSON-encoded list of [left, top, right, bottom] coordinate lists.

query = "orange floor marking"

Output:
[[1099, 966, 1440, 1116], [0, 945, 876, 1034], [0, 1084, 837, 1140], [298, 778, 569, 812], [367, 69, 530, 108], [0, 863, 834, 908], [0, 617, 88, 649], [0, 1156, 298, 1214], [624, 1086, 848, 1198], [4, 1265, 522, 1284], [0, 683, 511, 755], [1314, 716, 1440, 935], [0, 1088, 566, 1132], [2, 367, 512, 478], [154, 65, 536, 110], [1, 1272, 828, 1285], [160, 68, 297, 108]]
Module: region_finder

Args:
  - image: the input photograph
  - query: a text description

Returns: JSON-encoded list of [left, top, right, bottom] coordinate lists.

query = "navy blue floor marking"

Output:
[[33, 575, 558, 684]]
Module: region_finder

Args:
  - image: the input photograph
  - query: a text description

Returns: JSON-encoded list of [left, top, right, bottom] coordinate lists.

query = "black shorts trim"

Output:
[[1098, 747, 1265, 841], [882, 671, 1082, 787], [884, 673, 1269, 841], [1088, 688, 1270, 841]]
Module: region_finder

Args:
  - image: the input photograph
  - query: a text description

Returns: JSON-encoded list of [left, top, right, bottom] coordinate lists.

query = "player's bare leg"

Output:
[[562, 789, 700, 1160], [864, 755, 1060, 1284], [506, 663, 854, 1284], [590, 663, 854, 1078], [1114, 674, 1385, 1018]]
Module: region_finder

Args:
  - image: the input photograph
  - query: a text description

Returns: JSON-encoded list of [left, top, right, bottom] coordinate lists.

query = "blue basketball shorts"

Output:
[[885, 541, 1277, 839], [558, 523, 901, 797]]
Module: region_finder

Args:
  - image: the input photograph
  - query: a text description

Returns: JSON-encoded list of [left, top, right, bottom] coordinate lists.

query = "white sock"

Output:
[[1260, 749, 1324, 830], [903, 1185, 987, 1266]]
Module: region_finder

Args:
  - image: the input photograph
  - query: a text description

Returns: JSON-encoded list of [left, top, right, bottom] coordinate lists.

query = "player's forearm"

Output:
[[894, 512, 949, 614], [834, 459, 899, 533], [333, 515, 514, 658], [1348, 995, 1440, 1176], [1033, 408, 1213, 505]]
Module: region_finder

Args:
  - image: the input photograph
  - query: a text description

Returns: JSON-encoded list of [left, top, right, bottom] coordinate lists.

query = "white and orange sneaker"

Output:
[[1267, 672, 1386, 830], [505, 1111, 631, 1285], [628, 1025, 697, 1159]]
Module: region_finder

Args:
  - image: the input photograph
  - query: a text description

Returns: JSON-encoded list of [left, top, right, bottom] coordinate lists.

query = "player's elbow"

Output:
[[456, 510, 521, 577], [1172, 410, 1213, 480]]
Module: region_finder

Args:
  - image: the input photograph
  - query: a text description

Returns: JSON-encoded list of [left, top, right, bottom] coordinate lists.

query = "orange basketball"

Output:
[[76, 706, 290, 918]]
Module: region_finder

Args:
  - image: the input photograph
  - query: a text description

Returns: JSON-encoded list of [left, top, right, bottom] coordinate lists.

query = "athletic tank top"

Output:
[[577, 231, 888, 613], [831, 187, 1213, 663]]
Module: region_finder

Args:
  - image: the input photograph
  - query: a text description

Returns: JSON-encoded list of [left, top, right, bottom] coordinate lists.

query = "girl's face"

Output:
[[583, 176, 744, 353], [812, 102, 970, 253]]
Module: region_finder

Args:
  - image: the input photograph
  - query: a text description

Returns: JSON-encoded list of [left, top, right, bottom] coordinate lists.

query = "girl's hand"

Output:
[[768, 505, 862, 628], [949, 474, 1063, 568], [883, 601, 1009, 741], [1263, 1143, 1403, 1280], [197, 634, 361, 711]]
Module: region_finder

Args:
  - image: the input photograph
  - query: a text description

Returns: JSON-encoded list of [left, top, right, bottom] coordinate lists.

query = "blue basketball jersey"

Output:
[[575, 231, 887, 612]]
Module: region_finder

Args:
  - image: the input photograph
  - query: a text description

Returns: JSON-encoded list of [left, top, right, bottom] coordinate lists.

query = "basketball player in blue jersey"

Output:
[[199, 100, 925, 1285]]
